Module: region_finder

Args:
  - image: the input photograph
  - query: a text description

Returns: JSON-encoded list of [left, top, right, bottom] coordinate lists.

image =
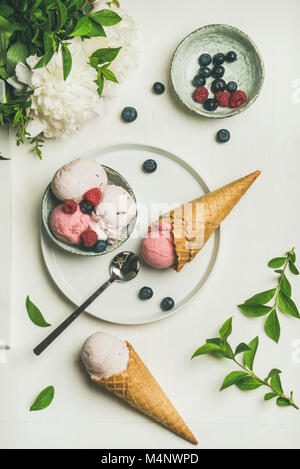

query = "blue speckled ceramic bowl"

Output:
[[171, 24, 265, 118]]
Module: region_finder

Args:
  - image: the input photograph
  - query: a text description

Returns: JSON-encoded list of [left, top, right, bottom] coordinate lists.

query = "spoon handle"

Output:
[[33, 276, 116, 356]]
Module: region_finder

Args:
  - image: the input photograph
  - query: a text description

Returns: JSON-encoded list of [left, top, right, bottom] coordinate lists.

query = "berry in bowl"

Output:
[[42, 158, 137, 256], [171, 24, 264, 118]]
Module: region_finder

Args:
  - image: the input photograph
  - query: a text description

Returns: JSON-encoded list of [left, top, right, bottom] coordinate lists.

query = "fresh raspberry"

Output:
[[83, 188, 102, 206], [81, 229, 98, 247], [230, 90, 247, 108], [215, 91, 231, 107], [193, 86, 209, 103], [63, 199, 77, 214]]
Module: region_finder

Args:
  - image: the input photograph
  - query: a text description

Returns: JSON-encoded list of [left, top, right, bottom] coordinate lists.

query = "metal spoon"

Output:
[[33, 251, 140, 356]]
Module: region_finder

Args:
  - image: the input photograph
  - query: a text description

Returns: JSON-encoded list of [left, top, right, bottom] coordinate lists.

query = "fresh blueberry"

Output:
[[121, 106, 137, 122], [226, 81, 238, 92], [161, 297, 175, 311], [94, 240, 108, 253], [226, 51, 237, 62], [217, 129, 231, 143], [80, 200, 94, 214], [213, 53, 225, 65], [203, 98, 219, 112], [153, 82, 165, 94], [211, 79, 226, 93], [212, 65, 225, 78], [198, 66, 211, 78], [143, 159, 157, 173], [198, 53, 211, 66], [192, 75, 206, 87], [139, 287, 153, 300]]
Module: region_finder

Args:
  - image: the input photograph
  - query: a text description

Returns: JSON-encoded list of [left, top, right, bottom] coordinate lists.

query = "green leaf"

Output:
[[95, 72, 104, 97], [0, 31, 11, 66], [276, 397, 291, 407], [234, 343, 250, 356], [278, 291, 300, 318], [0, 5, 14, 17], [220, 371, 248, 391], [265, 309, 281, 343], [83, 1, 94, 15], [62, 44, 72, 80], [30, 385, 55, 411], [69, 16, 92, 36], [0, 15, 23, 32], [243, 336, 259, 371], [90, 9, 122, 26], [91, 46, 121, 64], [288, 249, 296, 263], [236, 376, 263, 391], [245, 288, 276, 305], [271, 374, 283, 394], [289, 261, 299, 275], [206, 338, 222, 346], [238, 303, 273, 317], [266, 369, 282, 381], [268, 257, 286, 268], [219, 317, 232, 341], [264, 392, 278, 401], [101, 67, 118, 82], [280, 273, 291, 297], [6, 41, 28, 76], [223, 341, 234, 359], [34, 45, 55, 69], [25, 296, 51, 327], [55, 0, 68, 31], [89, 20, 106, 37], [191, 343, 225, 359]]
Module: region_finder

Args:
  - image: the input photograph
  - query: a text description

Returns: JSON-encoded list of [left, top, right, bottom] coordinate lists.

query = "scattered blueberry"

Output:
[[217, 129, 231, 143], [139, 287, 153, 300], [94, 240, 108, 253], [121, 106, 137, 122], [203, 98, 219, 112], [198, 66, 211, 78], [161, 297, 175, 311], [198, 53, 211, 66], [212, 65, 225, 78], [226, 51, 237, 63], [153, 82, 165, 94], [211, 78, 226, 93], [143, 159, 157, 173], [226, 81, 238, 92], [80, 200, 94, 214], [192, 75, 206, 87], [213, 53, 225, 65]]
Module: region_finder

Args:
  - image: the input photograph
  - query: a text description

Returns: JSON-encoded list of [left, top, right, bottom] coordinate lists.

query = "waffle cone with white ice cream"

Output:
[[141, 170, 261, 272], [81, 332, 198, 445]]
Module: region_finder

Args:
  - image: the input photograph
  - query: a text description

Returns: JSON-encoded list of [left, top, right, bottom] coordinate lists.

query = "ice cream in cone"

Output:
[[81, 332, 198, 445], [141, 170, 260, 272]]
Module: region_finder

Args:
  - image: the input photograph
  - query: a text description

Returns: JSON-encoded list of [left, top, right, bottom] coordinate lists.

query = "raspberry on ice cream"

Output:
[[193, 86, 209, 103], [215, 91, 231, 107], [81, 229, 98, 247], [63, 199, 77, 214], [84, 188, 102, 206], [230, 90, 247, 108], [49, 204, 90, 245]]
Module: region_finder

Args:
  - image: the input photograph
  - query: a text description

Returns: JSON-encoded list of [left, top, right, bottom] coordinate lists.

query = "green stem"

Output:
[[272, 248, 294, 311]]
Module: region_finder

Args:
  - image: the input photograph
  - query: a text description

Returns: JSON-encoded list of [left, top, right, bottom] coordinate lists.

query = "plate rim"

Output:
[[171, 23, 265, 119], [40, 143, 221, 325]]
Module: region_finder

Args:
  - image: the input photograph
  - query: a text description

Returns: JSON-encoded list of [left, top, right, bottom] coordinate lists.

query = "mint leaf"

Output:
[[276, 397, 291, 407], [265, 309, 280, 343], [101, 67, 118, 83], [278, 291, 300, 318], [25, 296, 51, 327], [6, 41, 28, 75], [90, 9, 122, 26], [34, 45, 55, 69], [245, 288, 276, 305], [0, 15, 23, 32], [268, 257, 286, 268], [280, 273, 291, 297], [236, 376, 263, 391], [89, 20, 106, 37], [55, 0, 68, 31], [289, 261, 299, 275], [271, 374, 283, 394], [238, 303, 272, 317], [219, 317, 232, 341], [62, 44, 72, 80], [266, 369, 281, 381], [69, 16, 92, 36], [234, 343, 250, 356], [91, 47, 121, 64], [192, 343, 225, 359], [243, 336, 259, 371], [220, 371, 248, 391], [30, 386, 55, 411], [264, 392, 277, 401]]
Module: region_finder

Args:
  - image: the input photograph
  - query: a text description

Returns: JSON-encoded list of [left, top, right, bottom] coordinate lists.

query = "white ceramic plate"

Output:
[[41, 144, 220, 325]]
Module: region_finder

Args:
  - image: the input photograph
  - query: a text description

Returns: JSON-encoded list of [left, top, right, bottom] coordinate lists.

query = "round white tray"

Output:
[[41, 144, 220, 325]]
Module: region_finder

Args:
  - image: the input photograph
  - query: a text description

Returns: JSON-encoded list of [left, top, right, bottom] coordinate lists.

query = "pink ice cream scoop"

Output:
[[49, 204, 90, 245], [141, 223, 176, 269]]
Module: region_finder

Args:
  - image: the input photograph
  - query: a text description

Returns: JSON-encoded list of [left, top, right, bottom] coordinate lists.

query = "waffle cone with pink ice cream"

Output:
[[141, 170, 261, 272], [81, 332, 198, 445]]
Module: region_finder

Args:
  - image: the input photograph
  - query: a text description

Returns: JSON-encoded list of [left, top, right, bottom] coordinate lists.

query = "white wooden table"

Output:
[[1, 0, 300, 449]]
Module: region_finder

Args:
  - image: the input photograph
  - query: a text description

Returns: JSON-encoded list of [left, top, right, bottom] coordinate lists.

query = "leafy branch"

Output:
[[238, 248, 299, 343], [192, 317, 298, 410]]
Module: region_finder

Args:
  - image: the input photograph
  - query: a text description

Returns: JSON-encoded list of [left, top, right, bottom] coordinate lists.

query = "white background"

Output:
[[1, 0, 300, 449]]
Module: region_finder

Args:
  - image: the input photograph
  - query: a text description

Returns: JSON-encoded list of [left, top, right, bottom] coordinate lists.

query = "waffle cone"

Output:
[[159, 170, 261, 272], [91, 342, 198, 445]]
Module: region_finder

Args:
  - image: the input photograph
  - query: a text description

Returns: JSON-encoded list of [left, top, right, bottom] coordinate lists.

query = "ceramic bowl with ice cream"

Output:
[[42, 158, 137, 256]]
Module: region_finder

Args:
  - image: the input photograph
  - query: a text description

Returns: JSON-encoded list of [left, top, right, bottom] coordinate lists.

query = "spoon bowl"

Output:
[[110, 251, 140, 282]]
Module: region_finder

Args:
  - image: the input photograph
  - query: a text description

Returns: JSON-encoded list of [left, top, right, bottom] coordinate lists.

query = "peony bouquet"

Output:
[[0, 0, 138, 158]]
